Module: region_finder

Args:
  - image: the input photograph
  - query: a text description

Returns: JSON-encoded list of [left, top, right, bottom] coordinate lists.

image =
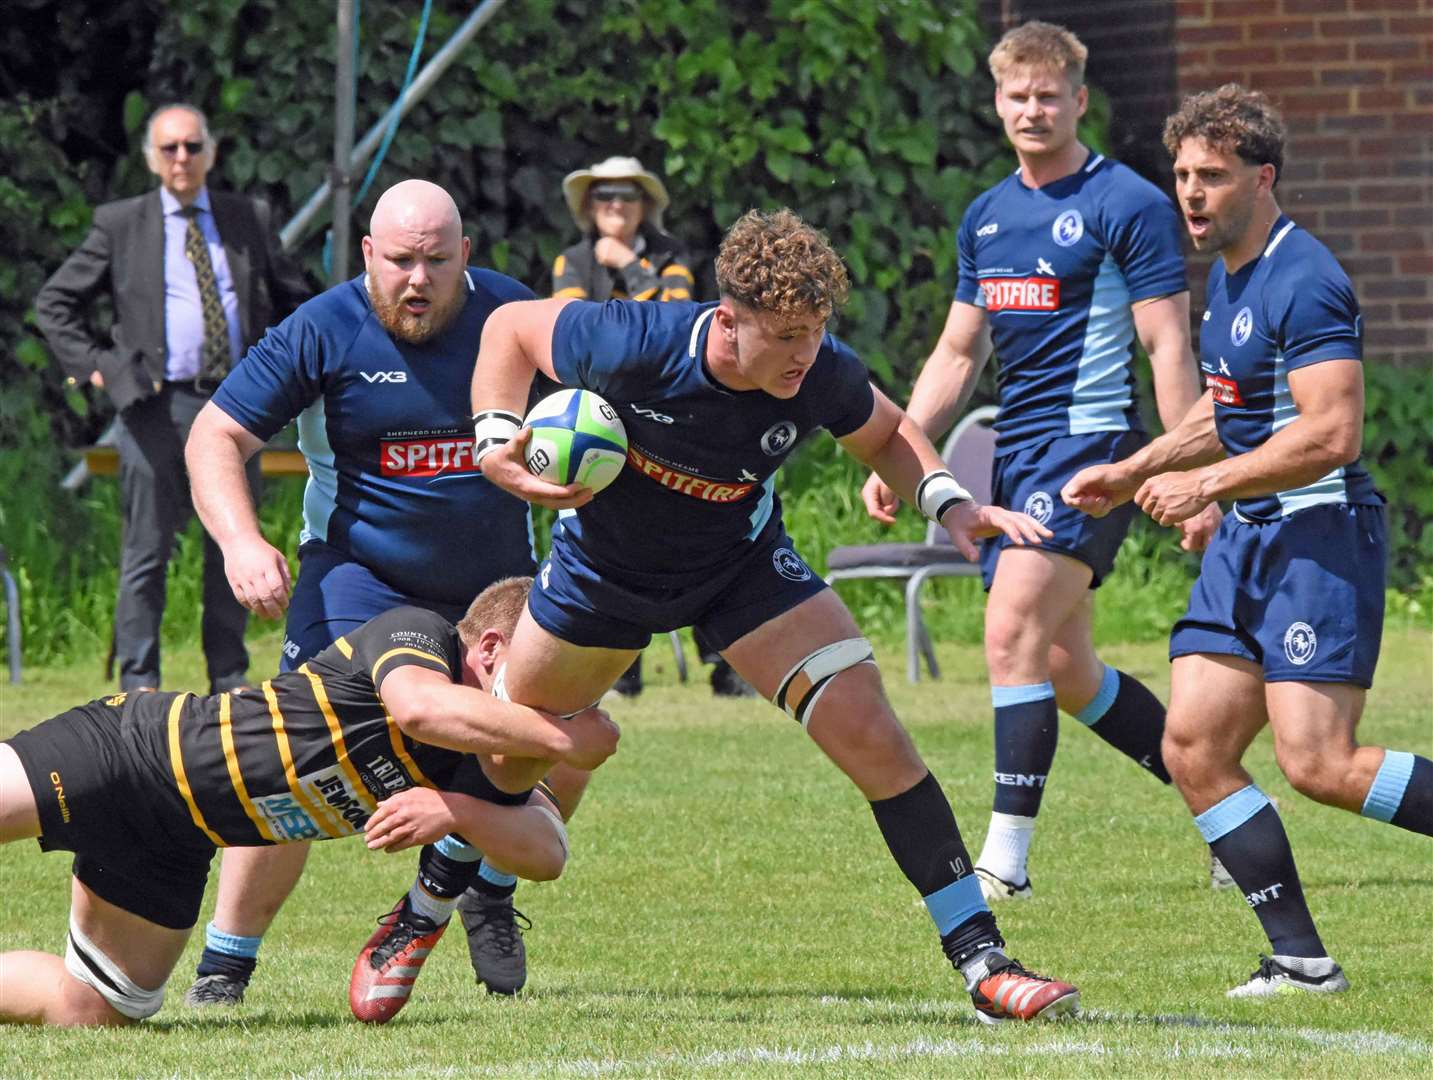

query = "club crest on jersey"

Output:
[[1052, 209, 1084, 247], [772, 547, 812, 582], [980, 277, 1061, 312], [761, 421, 798, 456], [1284, 622, 1317, 666], [1023, 490, 1054, 524], [1231, 306, 1254, 346]]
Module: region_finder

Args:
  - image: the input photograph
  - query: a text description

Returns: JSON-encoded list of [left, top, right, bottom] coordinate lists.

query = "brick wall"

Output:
[[981, 0, 1432, 367]]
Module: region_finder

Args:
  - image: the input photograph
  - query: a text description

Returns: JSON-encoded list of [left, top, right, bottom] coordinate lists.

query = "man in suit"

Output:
[[35, 102, 310, 694]]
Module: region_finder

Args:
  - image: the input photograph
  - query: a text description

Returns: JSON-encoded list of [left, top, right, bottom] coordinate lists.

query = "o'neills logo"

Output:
[[380, 437, 481, 477], [50, 771, 71, 823], [627, 445, 754, 503], [981, 277, 1060, 312]]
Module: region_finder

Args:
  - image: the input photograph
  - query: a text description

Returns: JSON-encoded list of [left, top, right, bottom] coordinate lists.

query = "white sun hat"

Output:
[[561, 156, 670, 231]]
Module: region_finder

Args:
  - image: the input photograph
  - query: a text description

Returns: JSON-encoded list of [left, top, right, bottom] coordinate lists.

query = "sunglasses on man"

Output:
[[156, 140, 207, 158], [590, 184, 642, 204]]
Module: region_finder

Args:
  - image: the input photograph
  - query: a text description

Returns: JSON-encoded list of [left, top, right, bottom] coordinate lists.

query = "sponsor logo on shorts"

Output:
[[1207, 375, 1245, 407], [50, 771, 71, 823], [540, 561, 552, 590], [364, 755, 407, 795], [380, 436, 481, 478], [976, 222, 999, 237], [772, 547, 812, 582], [103, 693, 127, 707], [1284, 621, 1317, 666], [310, 768, 374, 834], [630, 404, 674, 424], [282, 639, 300, 660], [627, 445, 755, 503], [253, 792, 323, 841], [1052, 209, 1084, 247], [1231, 306, 1254, 347], [980, 277, 1060, 312], [1024, 490, 1054, 524], [360, 370, 408, 384], [761, 421, 799, 456]]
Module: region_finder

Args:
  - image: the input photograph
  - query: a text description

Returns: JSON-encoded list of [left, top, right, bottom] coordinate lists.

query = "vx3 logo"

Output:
[[629, 404, 675, 424], [360, 370, 407, 383]]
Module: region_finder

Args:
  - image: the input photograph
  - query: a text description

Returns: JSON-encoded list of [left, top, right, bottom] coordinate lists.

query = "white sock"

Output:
[[1273, 954, 1339, 977], [976, 812, 1036, 885], [405, 880, 458, 926]]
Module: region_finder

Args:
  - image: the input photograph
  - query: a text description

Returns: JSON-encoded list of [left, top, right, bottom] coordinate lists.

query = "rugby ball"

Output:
[[523, 389, 629, 493]]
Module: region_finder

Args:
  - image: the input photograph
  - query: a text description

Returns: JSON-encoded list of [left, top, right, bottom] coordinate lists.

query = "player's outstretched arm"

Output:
[[380, 665, 619, 767], [861, 301, 991, 523], [186, 402, 293, 619], [1062, 389, 1224, 517], [471, 297, 592, 509], [365, 787, 567, 881], [1136, 359, 1364, 526], [840, 388, 1050, 560]]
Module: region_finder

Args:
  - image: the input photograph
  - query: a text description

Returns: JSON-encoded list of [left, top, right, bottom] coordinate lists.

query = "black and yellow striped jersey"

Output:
[[117, 607, 516, 848]]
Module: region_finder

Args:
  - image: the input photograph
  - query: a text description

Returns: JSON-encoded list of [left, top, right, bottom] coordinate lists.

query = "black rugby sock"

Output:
[[991, 684, 1058, 817], [1362, 751, 1433, 837], [1074, 666, 1171, 783]]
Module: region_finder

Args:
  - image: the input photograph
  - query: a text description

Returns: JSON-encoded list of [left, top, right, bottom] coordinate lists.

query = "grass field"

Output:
[[1, 626, 1430, 1078]]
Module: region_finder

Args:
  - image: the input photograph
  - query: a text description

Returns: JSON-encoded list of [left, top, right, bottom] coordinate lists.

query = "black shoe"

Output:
[[184, 972, 248, 1007], [710, 660, 756, 698], [458, 889, 531, 995]]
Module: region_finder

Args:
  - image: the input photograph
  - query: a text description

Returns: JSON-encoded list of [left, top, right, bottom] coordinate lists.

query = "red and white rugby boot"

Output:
[[349, 898, 448, 1024], [967, 952, 1079, 1024]]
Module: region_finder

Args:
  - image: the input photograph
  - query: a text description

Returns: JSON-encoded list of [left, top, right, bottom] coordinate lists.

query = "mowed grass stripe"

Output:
[[0, 630, 1428, 1078]]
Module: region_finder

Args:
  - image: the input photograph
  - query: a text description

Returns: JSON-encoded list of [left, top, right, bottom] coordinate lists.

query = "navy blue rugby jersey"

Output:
[[212, 269, 538, 604], [954, 154, 1188, 454], [116, 606, 518, 847], [1198, 215, 1380, 523], [549, 300, 875, 582]]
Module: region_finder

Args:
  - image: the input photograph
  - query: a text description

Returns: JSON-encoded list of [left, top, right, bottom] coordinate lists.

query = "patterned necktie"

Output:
[[182, 205, 233, 380]]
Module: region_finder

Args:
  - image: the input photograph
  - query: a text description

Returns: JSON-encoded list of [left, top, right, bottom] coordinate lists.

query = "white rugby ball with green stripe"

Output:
[[523, 389, 629, 493]]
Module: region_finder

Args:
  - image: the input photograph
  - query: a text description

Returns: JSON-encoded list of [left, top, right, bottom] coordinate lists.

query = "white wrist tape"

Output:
[[473, 410, 522, 466], [916, 469, 973, 523]]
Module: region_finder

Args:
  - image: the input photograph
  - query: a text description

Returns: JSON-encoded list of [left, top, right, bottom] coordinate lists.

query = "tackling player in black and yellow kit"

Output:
[[0, 577, 618, 1027]]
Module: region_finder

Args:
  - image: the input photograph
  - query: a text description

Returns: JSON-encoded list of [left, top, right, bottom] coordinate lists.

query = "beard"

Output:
[[368, 279, 465, 344]]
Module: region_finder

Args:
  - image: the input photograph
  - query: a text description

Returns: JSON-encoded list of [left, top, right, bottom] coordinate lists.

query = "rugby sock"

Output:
[[989, 683, 1058, 816], [1072, 665, 1171, 783], [195, 923, 261, 982], [471, 860, 518, 901], [1361, 751, 1433, 837], [868, 772, 1004, 974], [1196, 785, 1326, 958], [406, 839, 483, 926], [975, 812, 1035, 886]]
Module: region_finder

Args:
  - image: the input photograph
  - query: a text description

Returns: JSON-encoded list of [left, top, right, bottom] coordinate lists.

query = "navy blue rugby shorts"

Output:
[[979, 430, 1145, 590], [1170, 502, 1386, 686], [527, 524, 828, 652]]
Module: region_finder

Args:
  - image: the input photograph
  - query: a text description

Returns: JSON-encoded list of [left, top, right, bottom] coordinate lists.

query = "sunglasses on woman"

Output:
[[590, 184, 642, 204]]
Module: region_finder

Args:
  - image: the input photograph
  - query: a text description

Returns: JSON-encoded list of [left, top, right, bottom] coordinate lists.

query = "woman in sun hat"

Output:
[[552, 156, 695, 304]]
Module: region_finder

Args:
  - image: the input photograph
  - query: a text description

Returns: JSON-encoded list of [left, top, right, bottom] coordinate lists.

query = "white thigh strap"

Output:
[[64, 911, 167, 1020], [773, 637, 875, 729]]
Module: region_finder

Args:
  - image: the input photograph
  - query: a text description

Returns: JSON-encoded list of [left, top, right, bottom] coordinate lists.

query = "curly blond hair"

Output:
[[989, 21, 1088, 88], [1163, 83, 1286, 184], [457, 576, 531, 649], [714, 208, 850, 319]]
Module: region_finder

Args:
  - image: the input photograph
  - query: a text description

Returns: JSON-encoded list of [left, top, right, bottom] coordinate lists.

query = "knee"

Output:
[[983, 609, 1045, 679], [58, 977, 140, 1028], [1161, 719, 1208, 787], [1275, 743, 1354, 806]]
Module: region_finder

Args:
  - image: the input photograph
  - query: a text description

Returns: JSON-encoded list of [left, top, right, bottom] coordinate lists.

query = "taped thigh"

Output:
[[772, 637, 876, 729], [63, 910, 167, 1020]]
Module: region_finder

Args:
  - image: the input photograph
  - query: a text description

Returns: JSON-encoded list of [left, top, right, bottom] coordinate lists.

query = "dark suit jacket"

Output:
[[34, 188, 311, 413]]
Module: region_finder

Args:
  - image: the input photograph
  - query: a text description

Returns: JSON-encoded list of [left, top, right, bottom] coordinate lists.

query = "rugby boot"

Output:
[[459, 888, 531, 995], [184, 973, 247, 1007], [349, 898, 447, 1023], [1226, 954, 1349, 998], [966, 952, 1079, 1024], [975, 866, 1033, 902]]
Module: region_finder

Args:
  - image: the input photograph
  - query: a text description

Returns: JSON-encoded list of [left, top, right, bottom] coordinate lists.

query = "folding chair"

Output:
[[825, 406, 998, 683]]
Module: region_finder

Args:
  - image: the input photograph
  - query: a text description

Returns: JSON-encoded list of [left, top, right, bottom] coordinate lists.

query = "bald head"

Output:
[[362, 179, 471, 344], [369, 179, 463, 243]]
